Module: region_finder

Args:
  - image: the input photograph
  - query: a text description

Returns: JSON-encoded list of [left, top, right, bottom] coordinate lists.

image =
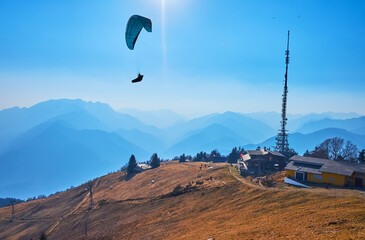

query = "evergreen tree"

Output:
[[359, 149, 365, 163], [179, 154, 186, 163], [227, 147, 245, 163], [193, 151, 207, 162], [150, 153, 161, 168], [303, 149, 310, 157], [287, 148, 298, 158], [127, 154, 137, 175], [208, 149, 221, 161]]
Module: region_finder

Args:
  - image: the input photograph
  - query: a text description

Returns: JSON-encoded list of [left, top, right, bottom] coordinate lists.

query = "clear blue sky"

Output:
[[0, 0, 364, 116]]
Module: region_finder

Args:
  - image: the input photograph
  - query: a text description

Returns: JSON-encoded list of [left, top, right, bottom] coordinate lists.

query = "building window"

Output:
[[329, 177, 334, 182], [313, 174, 323, 180]]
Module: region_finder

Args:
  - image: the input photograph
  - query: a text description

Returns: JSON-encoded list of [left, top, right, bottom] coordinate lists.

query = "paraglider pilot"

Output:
[[132, 73, 144, 83], [125, 15, 152, 84]]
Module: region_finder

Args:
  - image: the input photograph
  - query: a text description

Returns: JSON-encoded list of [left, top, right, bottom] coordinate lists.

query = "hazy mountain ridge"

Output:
[[166, 111, 276, 144], [0, 98, 157, 138], [1, 98, 364, 198], [118, 108, 186, 128], [296, 117, 365, 135], [114, 128, 167, 154], [0, 120, 148, 199], [244, 128, 365, 155], [243, 111, 361, 131], [166, 124, 247, 156]]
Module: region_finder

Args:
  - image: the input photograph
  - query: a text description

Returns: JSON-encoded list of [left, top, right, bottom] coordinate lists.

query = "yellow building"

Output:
[[285, 155, 365, 187]]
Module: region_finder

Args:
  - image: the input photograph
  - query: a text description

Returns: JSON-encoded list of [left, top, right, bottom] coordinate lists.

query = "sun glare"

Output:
[[161, 0, 167, 74]]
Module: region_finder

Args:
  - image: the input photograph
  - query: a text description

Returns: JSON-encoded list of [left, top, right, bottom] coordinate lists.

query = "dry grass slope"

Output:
[[1, 162, 364, 240]]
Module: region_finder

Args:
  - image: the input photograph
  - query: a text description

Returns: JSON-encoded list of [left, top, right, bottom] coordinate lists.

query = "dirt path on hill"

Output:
[[228, 166, 267, 190], [46, 179, 100, 236]]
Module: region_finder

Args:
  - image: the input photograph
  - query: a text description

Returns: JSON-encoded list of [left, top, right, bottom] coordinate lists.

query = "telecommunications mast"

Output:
[[275, 31, 291, 155]]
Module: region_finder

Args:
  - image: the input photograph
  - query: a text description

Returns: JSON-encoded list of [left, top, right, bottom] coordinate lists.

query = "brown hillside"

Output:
[[1, 162, 364, 240]]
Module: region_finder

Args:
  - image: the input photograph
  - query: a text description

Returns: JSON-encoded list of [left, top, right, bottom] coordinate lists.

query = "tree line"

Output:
[[127, 153, 162, 175], [177, 147, 245, 164], [126, 147, 247, 174], [126, 137, 365, 175], [304, 137, 365, 163]]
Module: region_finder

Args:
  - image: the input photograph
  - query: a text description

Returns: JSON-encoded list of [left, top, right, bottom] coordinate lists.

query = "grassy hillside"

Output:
[[0, 162, 364, 239]]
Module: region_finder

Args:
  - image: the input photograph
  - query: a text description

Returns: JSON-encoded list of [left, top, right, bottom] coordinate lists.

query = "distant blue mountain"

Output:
[[166, 111, 275, 144], [0, 198, 23, 207], [0, 98, 158, 137], [0, 120, 148, 199], [118, 108, 186, 129], [243, 112, 361, 131], [244, 128, 365, 155], [114, 128, 166, 154], [355, 126, 365, 135], [297, 117, 365, 135], [1, 98, 363, 198], [165, 124, 248, 156], [0, 99, 163, 152], [48, 111, 108, 131], [0, 99, 95, 139]]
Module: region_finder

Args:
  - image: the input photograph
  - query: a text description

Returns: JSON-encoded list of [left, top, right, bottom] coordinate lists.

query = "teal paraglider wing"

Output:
[[125, 15, 152, 50]]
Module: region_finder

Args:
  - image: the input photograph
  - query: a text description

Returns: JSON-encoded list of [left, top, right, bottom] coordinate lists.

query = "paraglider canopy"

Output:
[[125, 15, 152, 50]]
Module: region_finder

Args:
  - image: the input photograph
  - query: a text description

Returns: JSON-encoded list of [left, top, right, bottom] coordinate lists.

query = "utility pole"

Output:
[[9, 200, 15, 222], [88, 183, 94, 210], [275, 31, 290, 155]]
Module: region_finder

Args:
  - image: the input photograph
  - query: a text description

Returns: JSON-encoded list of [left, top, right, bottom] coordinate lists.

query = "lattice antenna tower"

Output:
[[275, 31, 290, 154]]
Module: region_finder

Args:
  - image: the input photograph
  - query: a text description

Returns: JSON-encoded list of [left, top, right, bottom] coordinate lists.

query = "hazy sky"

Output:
[[0, 0, 364, 117]]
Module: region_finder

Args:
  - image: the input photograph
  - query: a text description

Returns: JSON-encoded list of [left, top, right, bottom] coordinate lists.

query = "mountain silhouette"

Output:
[[0, 120, 148, 199], [244, 128, 365, 155], [297, 117, 365, 134]]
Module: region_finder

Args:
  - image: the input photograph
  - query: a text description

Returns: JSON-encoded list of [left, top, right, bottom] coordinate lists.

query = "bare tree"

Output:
[[341, 141, 359, 162], [328, 137, 344, 161], [309, 137, 359, 162], [310, 139, 331, 159]]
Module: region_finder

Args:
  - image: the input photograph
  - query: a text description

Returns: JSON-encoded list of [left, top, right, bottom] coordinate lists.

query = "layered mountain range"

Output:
[[1, 99, 364, 198]]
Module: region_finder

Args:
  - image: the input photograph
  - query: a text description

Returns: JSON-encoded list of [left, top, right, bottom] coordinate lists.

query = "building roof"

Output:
[[137, 163, 151, 170], [285, 161, 322, 174], [268, 151, 285, 157], [288, 155, 365, 177], [247, 150, 268, 156], [244, 149, 285, 161]]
